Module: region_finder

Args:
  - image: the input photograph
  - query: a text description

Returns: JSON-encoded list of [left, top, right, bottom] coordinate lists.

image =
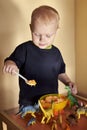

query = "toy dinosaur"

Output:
[[38, 100, 53, 124], [17, 103, 39, 126], [65, 86, 78, 107], [77, 105, 87, 119]]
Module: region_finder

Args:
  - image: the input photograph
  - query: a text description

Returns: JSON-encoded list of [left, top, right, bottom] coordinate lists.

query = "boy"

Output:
[[3, 5, 77, 107]]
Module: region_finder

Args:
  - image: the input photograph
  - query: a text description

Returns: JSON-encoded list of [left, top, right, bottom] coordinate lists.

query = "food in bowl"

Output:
[[39, 94, 68, 110]]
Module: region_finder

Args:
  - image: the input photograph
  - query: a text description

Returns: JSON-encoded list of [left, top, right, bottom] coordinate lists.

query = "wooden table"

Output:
[[0, 108, 51, 130], [0, 107, 23, 130], [0, 95, 87, 130]]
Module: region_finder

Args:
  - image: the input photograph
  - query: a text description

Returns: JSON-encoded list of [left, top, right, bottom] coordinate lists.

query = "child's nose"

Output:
[[40, 35, 46, 41]]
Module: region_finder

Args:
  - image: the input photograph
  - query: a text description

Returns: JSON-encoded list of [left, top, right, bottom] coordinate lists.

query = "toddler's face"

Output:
[[31, 20, 58, 49]]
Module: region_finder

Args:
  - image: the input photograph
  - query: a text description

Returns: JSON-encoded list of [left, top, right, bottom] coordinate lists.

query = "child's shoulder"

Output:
[[16, 40, 33, 49], [52, 45, 61, 53], [18, 40, 32, 46]]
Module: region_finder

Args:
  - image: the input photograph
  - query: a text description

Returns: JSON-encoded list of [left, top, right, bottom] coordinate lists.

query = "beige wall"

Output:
[[0, 0, 75, 109], [75, 0, 87, 97]]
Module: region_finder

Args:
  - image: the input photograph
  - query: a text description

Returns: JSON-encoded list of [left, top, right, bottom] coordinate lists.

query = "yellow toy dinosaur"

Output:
[[38, 100, 54, 124], [38, 94, 68, 124]]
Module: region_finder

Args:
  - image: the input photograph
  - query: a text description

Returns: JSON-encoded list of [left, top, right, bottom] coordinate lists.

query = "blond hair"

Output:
[[30, 5, 60, 31]]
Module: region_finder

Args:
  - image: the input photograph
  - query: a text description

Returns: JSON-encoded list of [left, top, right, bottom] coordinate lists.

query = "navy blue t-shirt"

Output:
[[5, 41, 65, 105]]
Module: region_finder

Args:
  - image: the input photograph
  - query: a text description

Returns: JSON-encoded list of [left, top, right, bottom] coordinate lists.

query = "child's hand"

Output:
[[3, 60, 19, 75], [68, 82, 77, 95]]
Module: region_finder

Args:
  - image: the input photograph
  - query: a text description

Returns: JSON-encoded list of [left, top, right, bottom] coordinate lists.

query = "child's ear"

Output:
[[29, 24, 33, 32], [29, 24, 32, 30]]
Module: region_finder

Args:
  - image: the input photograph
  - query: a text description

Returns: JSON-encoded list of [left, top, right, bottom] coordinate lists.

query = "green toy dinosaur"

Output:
[[65, 86, 78, 107]]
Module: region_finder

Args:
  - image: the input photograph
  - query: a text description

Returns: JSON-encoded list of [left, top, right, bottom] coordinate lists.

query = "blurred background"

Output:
[[0, 0, 87, 110]]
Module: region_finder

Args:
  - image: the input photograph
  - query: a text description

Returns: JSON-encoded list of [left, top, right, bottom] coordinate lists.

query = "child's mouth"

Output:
[[39, 43, 47, 46]]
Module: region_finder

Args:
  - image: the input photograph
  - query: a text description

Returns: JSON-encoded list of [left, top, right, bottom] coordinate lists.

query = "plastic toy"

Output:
[[65, 86, 78, 107], [77, 105, 87, 119], [27, 117, 36, 126], [17, 103, 39, 126], [38, 94, 68, 124]]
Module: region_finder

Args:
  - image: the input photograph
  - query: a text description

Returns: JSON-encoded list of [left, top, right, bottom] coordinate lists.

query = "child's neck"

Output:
[[45, 45, 52, 49]]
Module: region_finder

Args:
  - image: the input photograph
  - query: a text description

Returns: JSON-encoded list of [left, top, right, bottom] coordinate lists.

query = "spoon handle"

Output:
[[14, 71, 27, 82]]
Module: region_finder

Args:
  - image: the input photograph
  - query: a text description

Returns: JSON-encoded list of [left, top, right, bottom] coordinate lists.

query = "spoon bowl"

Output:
[[14, 71, 36, 86]]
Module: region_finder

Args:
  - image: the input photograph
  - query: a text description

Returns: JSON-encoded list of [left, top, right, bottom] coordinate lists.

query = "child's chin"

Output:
[[38, 45, 47, 49]]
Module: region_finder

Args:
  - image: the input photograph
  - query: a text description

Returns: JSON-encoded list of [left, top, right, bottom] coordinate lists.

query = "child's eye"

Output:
[[46, 35, 51, 38], [34, 33, 40, 37], [46, 33, 55, 38]]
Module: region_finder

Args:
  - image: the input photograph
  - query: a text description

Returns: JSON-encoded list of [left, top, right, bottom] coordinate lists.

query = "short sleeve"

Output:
[[4, 44, 26, 69]]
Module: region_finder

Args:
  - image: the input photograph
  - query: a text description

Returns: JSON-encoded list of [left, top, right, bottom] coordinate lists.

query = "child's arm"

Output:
[[58, 73, 77, 94], [3, 60, 19, 75]]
